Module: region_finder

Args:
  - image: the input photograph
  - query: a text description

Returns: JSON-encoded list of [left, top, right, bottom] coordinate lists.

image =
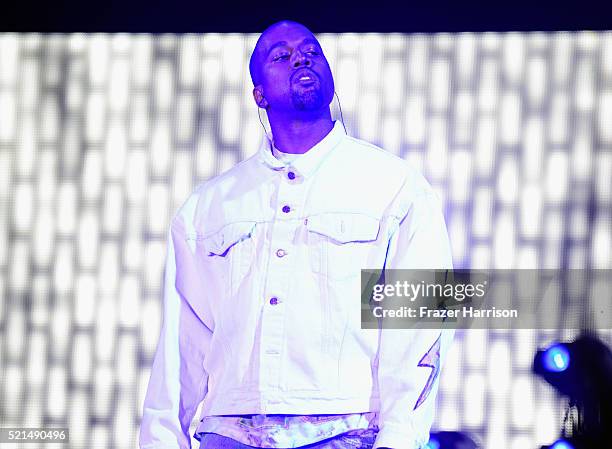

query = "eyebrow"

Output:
[[266, 38, 320, 57]]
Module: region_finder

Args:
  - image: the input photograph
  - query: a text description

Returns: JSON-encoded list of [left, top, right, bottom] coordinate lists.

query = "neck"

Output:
[[267, 109, 334, 154]]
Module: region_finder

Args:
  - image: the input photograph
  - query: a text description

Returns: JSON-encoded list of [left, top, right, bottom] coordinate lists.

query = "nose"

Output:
[[291, 50, 312, 69]]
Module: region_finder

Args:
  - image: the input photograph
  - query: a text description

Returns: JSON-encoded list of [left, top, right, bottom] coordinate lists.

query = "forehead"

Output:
[[259, 24, 320, 53]]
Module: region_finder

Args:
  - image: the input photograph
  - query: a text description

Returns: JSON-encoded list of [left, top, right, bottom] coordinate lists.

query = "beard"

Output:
[[290, 84, 325, 110]]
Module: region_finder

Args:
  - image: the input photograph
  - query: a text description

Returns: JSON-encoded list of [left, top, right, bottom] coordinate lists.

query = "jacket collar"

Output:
[[258, 120, 346, 178]]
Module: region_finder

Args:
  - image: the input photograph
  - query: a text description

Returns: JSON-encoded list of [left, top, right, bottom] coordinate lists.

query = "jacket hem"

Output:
[[200, 391, 381, 417]]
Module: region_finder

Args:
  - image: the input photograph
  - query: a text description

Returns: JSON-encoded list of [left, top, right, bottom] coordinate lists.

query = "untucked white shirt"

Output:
[[140, 121, 455, 449]]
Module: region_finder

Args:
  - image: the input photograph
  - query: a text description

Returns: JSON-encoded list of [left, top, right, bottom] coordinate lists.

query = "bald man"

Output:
[[140, 20, 454, 449]]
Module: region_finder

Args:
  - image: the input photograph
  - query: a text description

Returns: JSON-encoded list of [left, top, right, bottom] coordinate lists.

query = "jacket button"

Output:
[[276, 249, 287, 258], [282, 205, 291, 213], [269, 297, 279, 305], [287, 171, 296, 180]]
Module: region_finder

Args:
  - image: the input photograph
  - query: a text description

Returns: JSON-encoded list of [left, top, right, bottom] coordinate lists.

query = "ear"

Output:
[[253, 86, 269, 109]]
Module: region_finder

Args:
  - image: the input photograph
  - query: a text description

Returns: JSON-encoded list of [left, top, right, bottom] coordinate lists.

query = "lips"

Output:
[[291, 68, 318, 84]]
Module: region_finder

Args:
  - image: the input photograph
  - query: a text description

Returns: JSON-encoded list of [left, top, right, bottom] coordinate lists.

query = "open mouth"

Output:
[[292, 69, 318, 85]]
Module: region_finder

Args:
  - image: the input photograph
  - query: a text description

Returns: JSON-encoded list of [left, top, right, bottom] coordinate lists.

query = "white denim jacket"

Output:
[[140, 121, 455, 449]]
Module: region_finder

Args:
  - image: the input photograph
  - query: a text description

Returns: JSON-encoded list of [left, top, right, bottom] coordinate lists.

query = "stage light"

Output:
[[539, 436, 592, 449], [426, 436, 441, 449], [549, 439, 574, 449], [533, 333, 612, 449], [428, 431, 478, 449], [533, 333, 612, 401], [542, 344, 570, 372]]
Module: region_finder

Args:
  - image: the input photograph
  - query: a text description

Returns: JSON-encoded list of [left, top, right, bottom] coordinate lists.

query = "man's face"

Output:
[[251, 22, 335, 114]]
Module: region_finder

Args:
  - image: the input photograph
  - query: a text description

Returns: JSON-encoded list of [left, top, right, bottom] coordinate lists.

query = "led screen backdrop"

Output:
[[0, 32, 611, 449]]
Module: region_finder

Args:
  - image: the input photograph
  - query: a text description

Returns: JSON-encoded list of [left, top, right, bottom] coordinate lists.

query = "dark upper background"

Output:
[[2, 0, 611, 33]]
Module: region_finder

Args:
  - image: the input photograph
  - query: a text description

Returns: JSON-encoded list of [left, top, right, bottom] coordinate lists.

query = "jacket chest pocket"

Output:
[[200, 221, 257, 295], [305, 213, 381, 281]]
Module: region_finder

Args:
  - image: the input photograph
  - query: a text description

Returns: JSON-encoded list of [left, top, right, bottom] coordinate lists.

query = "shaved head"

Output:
[[249, 20, 314, 86], [248, 19, 334, 118], [247, 20, 335, 152]]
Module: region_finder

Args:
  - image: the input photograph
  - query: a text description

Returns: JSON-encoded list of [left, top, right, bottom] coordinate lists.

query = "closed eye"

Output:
[[273, 54, 290, 61]]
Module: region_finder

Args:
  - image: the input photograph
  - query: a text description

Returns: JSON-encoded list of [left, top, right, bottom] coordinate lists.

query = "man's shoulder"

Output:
[[343, 135, 405, 164], [194, 153, 260, 196], [171, 154, 259, 228], [209, 152, 260, 186], [340, 134, 431, 192]]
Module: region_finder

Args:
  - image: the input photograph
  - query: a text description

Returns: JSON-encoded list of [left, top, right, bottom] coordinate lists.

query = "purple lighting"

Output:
[[550, 439, 574, 449], [426, 437, 440, 449], [543, 344, 571, 372]]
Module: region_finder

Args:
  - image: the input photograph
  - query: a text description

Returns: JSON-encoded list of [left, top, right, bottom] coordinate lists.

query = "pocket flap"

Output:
[[202, 222, 257, 256], [306, 213, 380, 244]]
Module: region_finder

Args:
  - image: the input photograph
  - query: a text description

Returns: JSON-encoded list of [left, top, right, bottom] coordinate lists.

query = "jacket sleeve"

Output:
[[373, 188, 456, 449], [140, 218, 212, 449]]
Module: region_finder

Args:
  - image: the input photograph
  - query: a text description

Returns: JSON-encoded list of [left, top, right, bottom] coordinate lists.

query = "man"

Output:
[[140, 20, 454, 449]]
